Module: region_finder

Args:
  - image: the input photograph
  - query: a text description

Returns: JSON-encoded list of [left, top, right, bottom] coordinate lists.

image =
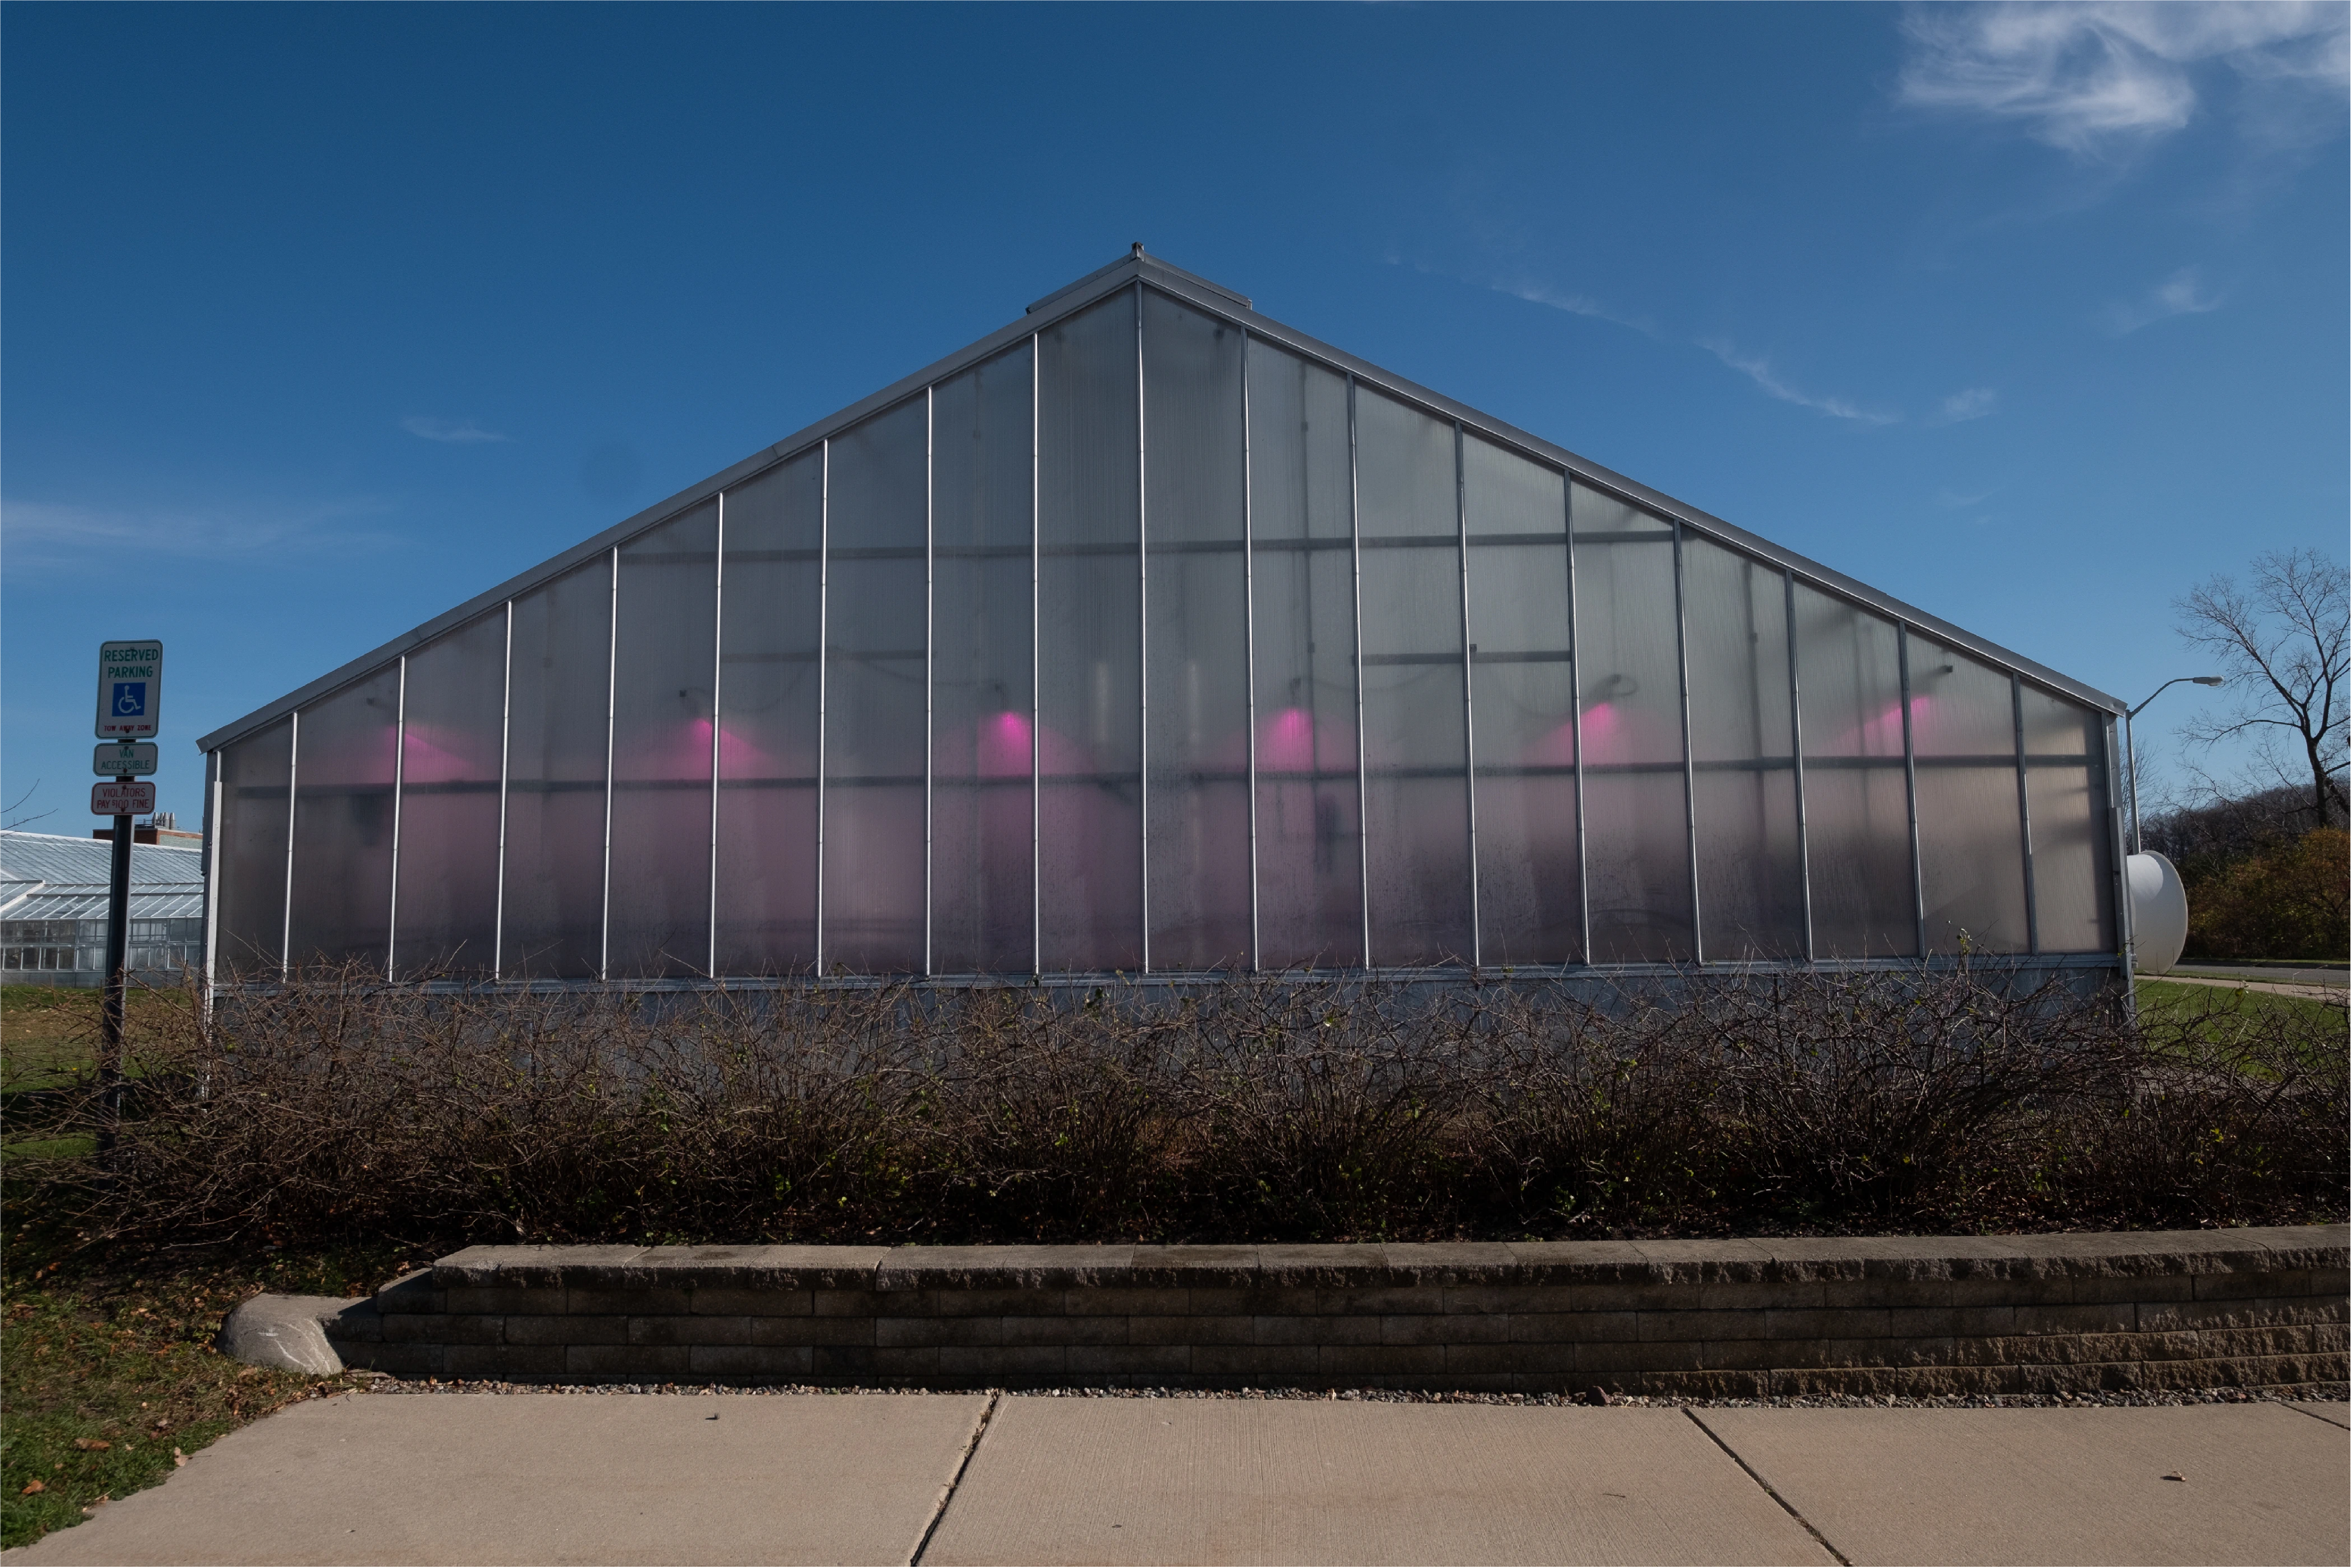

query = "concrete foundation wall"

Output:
[[328, 1227, 2348, 1397]]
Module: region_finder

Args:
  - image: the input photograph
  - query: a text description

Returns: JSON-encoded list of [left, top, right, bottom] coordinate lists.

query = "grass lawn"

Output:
[[2, 984, 190, 1092], [2133, 978, 2347, 1059]]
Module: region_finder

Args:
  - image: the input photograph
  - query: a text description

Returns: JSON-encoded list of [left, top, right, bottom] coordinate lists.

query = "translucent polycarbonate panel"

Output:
[[607, 503, 718, 978], [1250, 548, 1361, 967], [1249, 345, 1359, 967], [1684, 543, 1794, 766], [1793, 583, 1916, 958], [1355, 389, 1470, 966], [1682, 539, 1801, 958], [213, 719, 291, 977], [1574, 503, 1688, 963], [1463, 434, 1577, 965], [1571, 480, 1673, 538], [1355, 389, 1456, 539], [1144, 292, 1250, 968], [1246, 341, 1351, 545], [1693, 771, 1803, 959], [1038, 289, 1142, 970], [501, 556, 612, 978], [2020, 687, 2117, 953], [286, 666, 400, 968], [714, 453, 822, 974], [1909, 637, 2027, 954], [393, 612, 504, 977], [931, 345, 1034, 973], [823, 399, 929, 973]]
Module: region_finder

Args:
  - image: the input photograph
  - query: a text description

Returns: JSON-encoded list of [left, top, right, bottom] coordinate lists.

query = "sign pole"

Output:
[[92, 639, 162, 1159], [99, 782, 133, 1155]]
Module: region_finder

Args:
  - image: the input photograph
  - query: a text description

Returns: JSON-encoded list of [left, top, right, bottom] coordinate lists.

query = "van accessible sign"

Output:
[[96, 641, 162, 740], [94, 742, 160, 777]]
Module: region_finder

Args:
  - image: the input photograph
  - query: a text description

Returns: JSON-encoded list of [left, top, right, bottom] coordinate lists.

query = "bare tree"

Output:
[[2174, 548, 2349, 830], [2, 778, 55, 831]]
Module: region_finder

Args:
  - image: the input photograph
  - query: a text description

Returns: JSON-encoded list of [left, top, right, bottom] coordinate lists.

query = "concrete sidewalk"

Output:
[[7, 1394, 2344, 1566]]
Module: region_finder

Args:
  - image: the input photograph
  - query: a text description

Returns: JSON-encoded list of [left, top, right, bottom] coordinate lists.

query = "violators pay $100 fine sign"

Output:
[[96, 640, 163, 739]]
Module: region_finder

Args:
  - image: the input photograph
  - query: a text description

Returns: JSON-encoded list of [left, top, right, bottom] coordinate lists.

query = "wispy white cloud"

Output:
[[2101, 266, 2225, 334], [1497, 273, 1901, 427], [1896, 1, 2349, 157], [1492, 278, 1659, 337], [1697, 339, 1900, 427], [1, 495, 397, 568], [402, 415, 510, 444], [1936, 485, 2002, 509], [1933, 387, 2000, 423]]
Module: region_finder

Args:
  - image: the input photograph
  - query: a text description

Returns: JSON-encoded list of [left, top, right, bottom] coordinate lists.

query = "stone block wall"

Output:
[[323, 1227, 2349, 1397]]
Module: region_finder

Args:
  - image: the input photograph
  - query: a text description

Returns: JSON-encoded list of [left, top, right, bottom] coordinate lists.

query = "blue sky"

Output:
[[4, 1, 2344, 837]]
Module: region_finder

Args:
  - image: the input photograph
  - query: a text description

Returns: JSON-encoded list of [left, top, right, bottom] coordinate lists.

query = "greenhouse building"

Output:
[[194, 249, 2130, 988]]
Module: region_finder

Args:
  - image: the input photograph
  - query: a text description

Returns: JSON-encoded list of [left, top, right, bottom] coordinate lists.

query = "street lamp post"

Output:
[[2125, 675, 2226, 854]]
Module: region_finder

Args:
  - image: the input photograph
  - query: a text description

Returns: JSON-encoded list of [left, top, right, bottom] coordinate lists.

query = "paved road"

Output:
[[8, 1394, 2345, 1566], [2157, 963, 2349, 991]]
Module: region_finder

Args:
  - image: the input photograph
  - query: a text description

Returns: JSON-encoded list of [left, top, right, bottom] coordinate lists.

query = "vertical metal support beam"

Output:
[[280, 710, 298, 981], [1134, 280, 1151, 973], [708, 493, 726, 978], [492, 601, 512, 981], [599, 545, 619, 982], [1565, 479, 1591, 966], [815, 440, 832, 975], [1347, 373, 1372, 968], [1673, 521, 1702, 964], [2106, 713, 2136, 999], [2013, 673, 2039, 956], [1785, 571, 1814, 964], [387, 654, 407, 982], [924, 385, 936, 977], [1029, 335, 1042, 976], [200, 746, 221, 1015], [1454, 421, 1481, 969], [1240, 330, 1261, 972], [1898, 622, 1927, 958]]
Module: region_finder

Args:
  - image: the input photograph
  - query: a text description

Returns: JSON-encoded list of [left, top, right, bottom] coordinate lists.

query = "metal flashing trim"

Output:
[[197, 252, 2123, 756]]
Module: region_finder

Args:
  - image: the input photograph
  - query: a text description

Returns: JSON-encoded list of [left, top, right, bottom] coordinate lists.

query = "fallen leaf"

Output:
[[71, 1439, 110, 1451], [173, 1448, 187, 1468], [237, 1365, 262, 1379], [81, 1498, 109, 1517], [2163, 1472, 2187, 1483], [20, 1479, 44, 1495]]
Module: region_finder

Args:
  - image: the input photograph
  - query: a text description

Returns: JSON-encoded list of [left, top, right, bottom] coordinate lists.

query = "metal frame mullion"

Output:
[[198, 749, 221, 1008], [1675, 521, 1702, 964], [387, 654, 407, 982], [1786, 570, 1814, 963], [280, 710, 297, 981], [1347, 373, 1372, 967], [2106, 714, 2135, 988], [1241, 329, 1261, 971], [599, 547, 618, 982], [707, 494, 725, 978], [1029, 334, 1042, 975], [492, 601, 512, 980], [1898, 622, 1926, 958], [815, 440, 832, 974], [1454, 420, 1481, 969], [1566, 481, 1590, 964], [1135, 281, 1151, 972], [2013, 672, 2039, 956], [924, 385, 936, 977]]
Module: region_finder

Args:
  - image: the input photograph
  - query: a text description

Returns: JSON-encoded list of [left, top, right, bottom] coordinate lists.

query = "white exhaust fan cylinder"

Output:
[[2127, 851, 2189, 974]]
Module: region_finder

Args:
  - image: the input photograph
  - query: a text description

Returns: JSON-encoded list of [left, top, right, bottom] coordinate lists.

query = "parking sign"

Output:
[[96, 641, 162, 739]]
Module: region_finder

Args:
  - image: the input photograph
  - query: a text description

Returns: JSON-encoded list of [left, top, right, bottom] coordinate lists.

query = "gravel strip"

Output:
[[351, 1375, 2347, 1410]]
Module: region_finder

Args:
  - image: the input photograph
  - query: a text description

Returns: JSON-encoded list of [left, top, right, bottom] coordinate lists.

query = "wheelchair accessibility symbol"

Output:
[[112, 681, 148, 718]]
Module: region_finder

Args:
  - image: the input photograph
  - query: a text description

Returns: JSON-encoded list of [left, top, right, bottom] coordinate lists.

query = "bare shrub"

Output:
[[22, 961, 2344, 1256]]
